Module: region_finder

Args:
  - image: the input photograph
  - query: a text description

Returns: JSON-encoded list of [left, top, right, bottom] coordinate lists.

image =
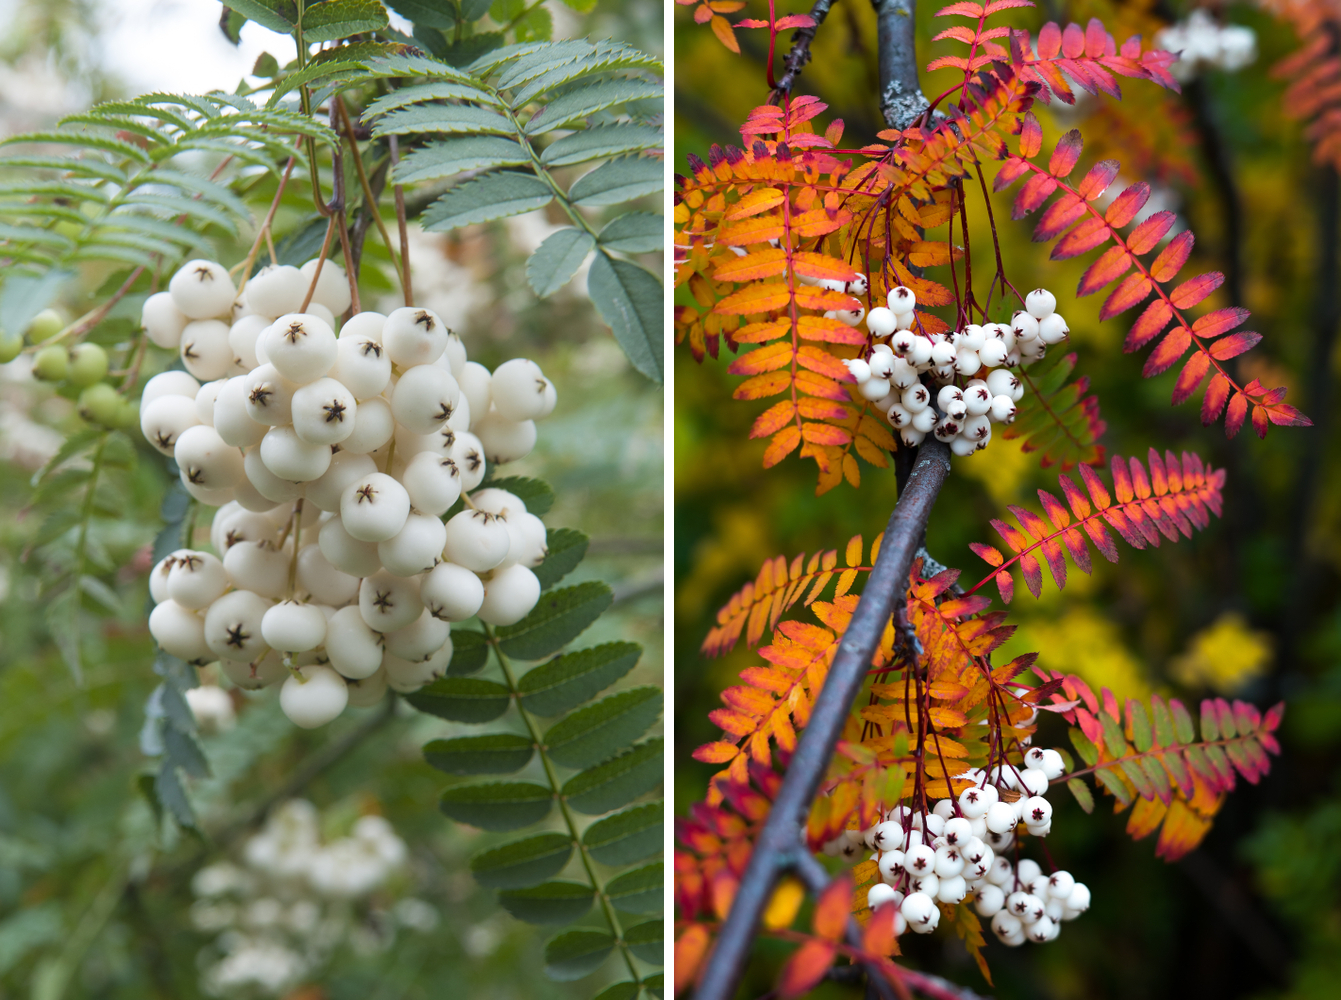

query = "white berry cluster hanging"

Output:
[[836, 284, 1069, 457], [140, 257, 557, 729], [825, 745, 1091, 945]]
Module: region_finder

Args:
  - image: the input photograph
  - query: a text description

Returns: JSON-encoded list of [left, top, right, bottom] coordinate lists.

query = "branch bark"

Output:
[[692, 441, 952, 1000], [772, 0, 840, 99], [872, 0, 928, 128]]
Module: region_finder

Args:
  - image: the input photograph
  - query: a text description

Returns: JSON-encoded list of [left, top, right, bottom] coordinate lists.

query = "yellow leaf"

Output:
[[763, 877, 806, 930]]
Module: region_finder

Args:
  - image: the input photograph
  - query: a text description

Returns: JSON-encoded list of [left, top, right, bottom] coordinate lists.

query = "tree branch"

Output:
[[872, 0, 929, 129], [692, 441, 952, 1000], [772, 0, 840, 99]]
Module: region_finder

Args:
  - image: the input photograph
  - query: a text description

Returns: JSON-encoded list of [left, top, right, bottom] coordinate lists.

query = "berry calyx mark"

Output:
[[224, 529, 243, 548], [224, 624, 250, 649], [182, 342, 200, 360], [433, 402, 454, 423], [360, 340, 382, 358], [461, 448, 481, 472], [283, 321, 307, 344], [534, 377, 547, 394], [355, 484, 377, 503], [322, 400, 347, 423], [434, 428, 457, 450], [439, 457, 459, 477], [372, 590, 393, 612], [249, 385, 273, 407], [179, 553, 202, 571], [186, 467, 205, 485], [413, 310, 436, 331], [154, 431, 176, 450], [193, 265, 215, 282]]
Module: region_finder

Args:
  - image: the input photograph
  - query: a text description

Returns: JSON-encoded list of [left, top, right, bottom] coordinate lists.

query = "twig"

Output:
[[771, 0, 839, 99], [336, 96, 405, 292], [693, 441, 953, 1000], [388, 135, 414, 307]]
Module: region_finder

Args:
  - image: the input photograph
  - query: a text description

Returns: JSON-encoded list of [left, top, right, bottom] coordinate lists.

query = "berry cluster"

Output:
[[191, 800, 435, 997], [1156, 9, 1256, 80], [141, 258, 556, 728], [840, 286, 1069, 457], [826, 746, 1091, 945]]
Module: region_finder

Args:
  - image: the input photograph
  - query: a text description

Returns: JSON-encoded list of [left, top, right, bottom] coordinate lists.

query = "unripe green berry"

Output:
[[115, 398, 140, 430], [67, 343, 109, 387], [33, 344, 69, 381], [0, 330, 21, 363], [28, 309, 64, 343], [78, 382, 122, 426]]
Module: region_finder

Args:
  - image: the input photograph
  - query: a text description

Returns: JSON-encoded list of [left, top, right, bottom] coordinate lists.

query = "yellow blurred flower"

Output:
[[1170, 612, 1272, 693], [1026, 607, 1150, 702]]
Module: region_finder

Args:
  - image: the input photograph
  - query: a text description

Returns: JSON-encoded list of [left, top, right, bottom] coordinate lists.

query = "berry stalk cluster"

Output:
[[141, 257, 557, 728]]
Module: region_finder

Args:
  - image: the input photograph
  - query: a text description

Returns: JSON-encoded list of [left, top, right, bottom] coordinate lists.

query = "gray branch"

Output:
[[873, 0, 930, 129]]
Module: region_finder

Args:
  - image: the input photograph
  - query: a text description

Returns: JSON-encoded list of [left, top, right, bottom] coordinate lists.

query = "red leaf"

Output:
[[1014, 173, 1058, 218], [1052, 216, 1112, 259], [1077, 159, 1120, 200], [1125, 298, 1172, 351], [1038, 22, 1062, 60], [1105, 182, 1150, 227], [1200, 373, 1231, 424], [1034, 192, 1087, 242], [1265, 403, 1312, 427], [970, 542, 1005, 567], [1062, 21, 1086, 58], [1127, 211, 1176, 254], [813, 876, 851, 940], [1170, 272, 1224, 309], [1225, 391, 1248, 438], [1048, 129, 1084, 177], [1077, 245, 1133, 296], [1191, 307, 1249, 339], [1150, 230, 1194, 281], [1209, 331, 1261, 360], [1171, 351, 1210, 405], [1020, 553, 1043, 597], [775, 13, 816, 28], [995, 569, 1015, 602], [1100, 272, 1153, 319]]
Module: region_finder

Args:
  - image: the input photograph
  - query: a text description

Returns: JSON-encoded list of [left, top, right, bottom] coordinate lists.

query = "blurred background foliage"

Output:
[[674, 1, 1341, 998], [0, 0, 662, 997]]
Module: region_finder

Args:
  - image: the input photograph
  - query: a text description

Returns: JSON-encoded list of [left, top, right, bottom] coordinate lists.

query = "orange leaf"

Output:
[[802, 421, 852, 446], [793, 251, 859, 282], [726, 188, 786, 221], [710, 13, 740, 51], [751, 399, 797, 438], [692, 740, 741, 763], [813, 875, 852, 940], [778, 939, 837, 997], [728, 342, 793, 375], [794, 286, 860, 311], [733, 371, 791, 400], [797, 315, 866, 344], [713, 248, 787, 281], [928, 706, 968, 728], [715, 281, 791, 315], [764, 425, 803, 467], [720, 213, 783, 245], [674, 923, 711, 995], [863, 903, 901, 956]]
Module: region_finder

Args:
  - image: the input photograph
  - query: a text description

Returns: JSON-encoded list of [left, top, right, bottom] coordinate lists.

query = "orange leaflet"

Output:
[[713, 247, 787, 281], [792, 250, 859, 281], [715, 281, 792, 315], [725, 187, 786, 220], [777, 939, 838, 998], [728, 342, 794, 375], [813, 876, 852, 940]]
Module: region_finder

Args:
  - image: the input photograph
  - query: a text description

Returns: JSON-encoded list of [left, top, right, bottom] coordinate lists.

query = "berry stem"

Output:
[[334, 96, 406, 297], [299, 216, 338, 314], [482, 624, 646, 987], [234, 149, 300, 302], [387, 136, 414, 308]]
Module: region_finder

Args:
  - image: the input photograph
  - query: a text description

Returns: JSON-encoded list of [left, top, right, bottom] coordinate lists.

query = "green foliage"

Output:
[[355, 40, 665, 381], [409, 483, 661, 992]]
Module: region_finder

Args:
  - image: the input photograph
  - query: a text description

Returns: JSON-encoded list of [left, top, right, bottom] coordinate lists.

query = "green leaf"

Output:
[[1066, 777, 1094, 814], [1127, 699, 1153, 752], [386, 0, 457, 28], [1169, 698, 1195, 744], [490, 0, 525, 24], [516, 5, 553, 42], [624, 919, 663, 965], [593, 985, 640, 1000], [1069, 727, 1099, 767], [496, 880, 592, 924], [407, 677, 511, 722], [439, 781, 553, 831], [395, 136, 529, 184], [518, 642, 640, 717], [543, 928, 614, 981], [446, 628, 490, 675], [163, 726, 210, 779], [421, 171, 552, 230], [604, 862, 662, 914], [526, 228, 594, 297], [222, 0, 298, 33], [222, 8, 248, 42], [424, 733, 534, 774], [1094, 767, 1133, 807], [1151, 695, 1175, 748], [302, 0, 389, 43], [597, 212, 663, 254], [582, 802, 661, 866], [510, 42, 663, 105], [156, 762, 197, 828], [253, 52, 281, 77], [563, 738, 662, 815], [442, 31, 506, 66], [461, 0, 492, 18], [533, 527, 589, 589], [569, 156, 663, 206], [541, 124, 663, 167], [372, 104, 516, 137], [365, 81, 500, 117], [497, 581, 612, 660], [524, 79, 662, 135], [543, 687, 662, 768], [362, 52, 473, 81], [1141, 756, 1172, 799], [1118, 758, 1155, 798], [1099, 711, 1129, 760], [470, 832, 573, 889], [588, 252, 662, 383], [483, 476, 554, 516], [495, 40, 594, 89], [1201, 701, 1222, 741], [646, 972, 665, 999]]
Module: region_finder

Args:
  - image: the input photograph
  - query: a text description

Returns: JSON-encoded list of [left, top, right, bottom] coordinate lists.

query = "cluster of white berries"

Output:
[[191, 800, 435, 997], [825, 747, 1091, 945], [1156, 10, 1256, 80], [837, 286, 1068, 457], [139, 258, 557, 729]]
